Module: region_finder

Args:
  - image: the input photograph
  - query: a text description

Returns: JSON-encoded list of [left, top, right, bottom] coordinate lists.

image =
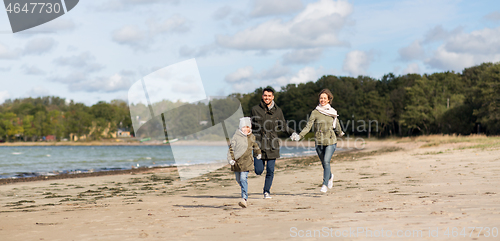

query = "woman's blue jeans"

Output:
[[315, 144, 337, 186], [235, 171, 249, 200]]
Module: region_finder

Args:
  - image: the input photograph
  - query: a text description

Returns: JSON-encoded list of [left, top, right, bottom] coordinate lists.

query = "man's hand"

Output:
[[339, 131, 345, 137], [229, 160, 235, 165]]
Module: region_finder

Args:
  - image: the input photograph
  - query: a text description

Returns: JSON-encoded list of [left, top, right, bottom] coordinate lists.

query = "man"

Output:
[[251, 87, 299, 199]]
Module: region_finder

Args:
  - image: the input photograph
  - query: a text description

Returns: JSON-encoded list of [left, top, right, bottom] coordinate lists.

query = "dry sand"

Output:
[[0, 138, 499, 240]]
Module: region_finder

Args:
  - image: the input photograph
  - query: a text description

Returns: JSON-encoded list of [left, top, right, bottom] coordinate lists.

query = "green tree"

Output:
[[34, 111, 48, 138], [0, 112, 23, 141], [466, 63, 500, 134], [22, 115, 36, 141], [66, 103, 92, 141], [399, 77, 434, 134]]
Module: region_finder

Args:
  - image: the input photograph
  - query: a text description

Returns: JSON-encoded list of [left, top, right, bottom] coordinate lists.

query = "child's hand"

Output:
[[229, 160, 235, 165]]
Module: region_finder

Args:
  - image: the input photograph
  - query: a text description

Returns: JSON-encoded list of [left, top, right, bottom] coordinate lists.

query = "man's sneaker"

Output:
[[320, 185, 328, 193], [264, 192, 272, 199], [328, 174, 334, 189], [238, 199, 247, 208]]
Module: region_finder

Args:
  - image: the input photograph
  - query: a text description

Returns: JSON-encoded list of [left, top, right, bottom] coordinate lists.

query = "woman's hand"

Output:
[[290, 132, 300, 141]]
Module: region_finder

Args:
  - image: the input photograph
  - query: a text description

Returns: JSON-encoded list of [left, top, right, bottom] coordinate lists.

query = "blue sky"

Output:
[[0, 0, 499, 106]]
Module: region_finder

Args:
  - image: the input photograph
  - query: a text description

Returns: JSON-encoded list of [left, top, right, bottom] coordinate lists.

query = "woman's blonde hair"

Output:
[[318, 89, 333, 104]]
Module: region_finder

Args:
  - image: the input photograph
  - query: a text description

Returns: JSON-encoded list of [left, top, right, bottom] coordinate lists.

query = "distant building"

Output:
[[117, 128, 131, 138]]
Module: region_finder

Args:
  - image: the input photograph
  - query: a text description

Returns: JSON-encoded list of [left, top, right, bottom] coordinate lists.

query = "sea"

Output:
[[0, 145, 320, 179]]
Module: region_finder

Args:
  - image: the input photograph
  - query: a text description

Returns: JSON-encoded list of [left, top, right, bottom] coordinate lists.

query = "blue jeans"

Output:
[[315, 144, 337, 186], [235, 171, 249, 200], [254, 158, 275, 194]]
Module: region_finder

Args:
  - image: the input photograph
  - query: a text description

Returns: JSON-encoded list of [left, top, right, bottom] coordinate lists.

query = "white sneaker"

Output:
[[264, 192, 272, 199], [328, 174, 334, 189], [238, 199, 247, 208], [320, 185, 328, 193]]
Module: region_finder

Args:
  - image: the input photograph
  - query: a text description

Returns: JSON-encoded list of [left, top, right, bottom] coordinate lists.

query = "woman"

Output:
[[296, 89, 344, 193]]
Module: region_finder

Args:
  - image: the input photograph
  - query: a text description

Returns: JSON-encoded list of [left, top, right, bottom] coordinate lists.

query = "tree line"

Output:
[[1, 62, 498, 142], [234, 62, 499, 137], [0, 97, 132, 142]]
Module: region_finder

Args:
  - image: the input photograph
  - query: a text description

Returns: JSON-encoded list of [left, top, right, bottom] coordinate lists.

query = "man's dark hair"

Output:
[[262, 87, 275, 94]]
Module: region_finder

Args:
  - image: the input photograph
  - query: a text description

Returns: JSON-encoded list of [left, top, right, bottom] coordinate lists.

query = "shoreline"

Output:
[[0, 141, 358, 186], [0, 139, 383, 186], [0, 139, 318, 147], [0, 165, 177, 185]]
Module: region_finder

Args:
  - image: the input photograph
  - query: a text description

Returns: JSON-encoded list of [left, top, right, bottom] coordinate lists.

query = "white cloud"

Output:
[[77, 72, 134, 92], [426, 46, 479, 71], [112, 15, 191, 50], [402, 63, 420, 75], [178, 43, 223, 58], [96, 0, 180, 11], [0, 66, 11, 72], [26, 86, 50, 97], [23, 37, 57, 55], [225, 66, 254, 82], [484, 11, 500, 22], [282, 48, 323, 64], [445, 28, 500, 55], [0, 43, 19, 59], [259, 62, 291, 79], [226, 64, 321, 93], [20, 18, 77, 34], [112, 25, 148, 49], [50, 71, 88, 84], [342, 50, 373, 76], [0, 91, 10, 104], [230, 81, 260, 94], [217, 0, 352, 50], [275, 66, 318, 86], [398, 40, 425, 61], [57, 70, 136, 93], [22, 65, 46, 75], [426, 27, 500, 71], [148, 15, 191, 34], [53, 52, 104, 72], [213, 6, 232, 20], [225, 62, 291, 84], [423, 25, 462, 44], [39, 19, 76, 32], [353, 0, 460, 45], [231, 14, 247, 26], [250, 0, 304, 17]]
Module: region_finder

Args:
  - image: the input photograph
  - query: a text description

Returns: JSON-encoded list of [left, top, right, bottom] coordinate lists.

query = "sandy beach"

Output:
[[0, 136, 499, 240]]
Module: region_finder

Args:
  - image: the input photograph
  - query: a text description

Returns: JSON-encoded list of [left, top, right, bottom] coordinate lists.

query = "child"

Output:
[[227, 117, 261, 208]]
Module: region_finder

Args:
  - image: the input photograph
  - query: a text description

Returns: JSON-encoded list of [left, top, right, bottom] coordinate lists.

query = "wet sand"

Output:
[[0, 138, 499, 240]]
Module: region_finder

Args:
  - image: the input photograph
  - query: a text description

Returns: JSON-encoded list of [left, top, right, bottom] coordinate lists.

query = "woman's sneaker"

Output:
[[320, 185, 328, 193], [328, 174, 334, 189], [264, 192, 272, 199], [238, 199, 247, 208]]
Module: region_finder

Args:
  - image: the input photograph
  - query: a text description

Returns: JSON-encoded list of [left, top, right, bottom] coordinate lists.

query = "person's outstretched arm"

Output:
[[298, 112, 316, 139], [334, 118, 344, 137], [277, 108, 296, 135]]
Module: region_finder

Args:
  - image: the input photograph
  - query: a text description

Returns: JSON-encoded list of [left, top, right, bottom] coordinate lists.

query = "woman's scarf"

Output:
[[315, 104, 338, 128]]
